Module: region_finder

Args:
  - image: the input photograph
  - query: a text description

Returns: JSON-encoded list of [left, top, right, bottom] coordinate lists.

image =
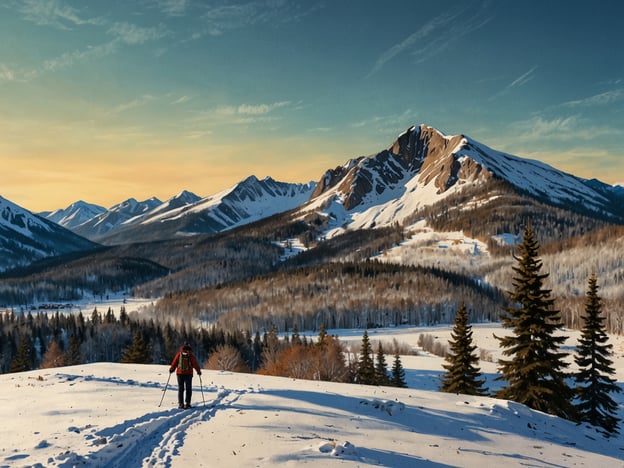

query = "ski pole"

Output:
[[199, 373, 206, 406], [159, 371, 172, 407]]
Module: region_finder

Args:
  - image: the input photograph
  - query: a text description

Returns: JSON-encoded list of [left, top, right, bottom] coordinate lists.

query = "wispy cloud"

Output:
[[367, 7, 492, 78], [188, 1, 319, 39], [31, 41, 118, 77], [508, 66, 538, 88], [107, 22, 169, 45], [191, 100, 295, 126], [155, 0, 190, 17], [562, 88, 624, 107], [508, 115, 621, 142], [490, 65, 538, 100], [6, 17, 169, 81], [350, 109, 415, 133], [213, 101, 292, 117], [15, 0, 104, 30], [172, 95, 191, 105], [510, 115, 578, 139], [106, 95, 157, 116], [0, 64, 16, 82], [237, 101, 291, 115]]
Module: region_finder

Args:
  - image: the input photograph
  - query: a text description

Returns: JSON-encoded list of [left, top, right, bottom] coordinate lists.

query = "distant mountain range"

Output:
[[1, 123, 623, 272], [40, 176, 316, 245]]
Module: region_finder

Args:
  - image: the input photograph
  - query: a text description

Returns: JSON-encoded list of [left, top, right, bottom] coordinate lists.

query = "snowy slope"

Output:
[[458, 135, 613, 212], [161, 176, 317, 231], [2, 325, 623, 467], [0, 195, 97, 272], [40, 200, 106, 230], [72, 197, 163, 240]]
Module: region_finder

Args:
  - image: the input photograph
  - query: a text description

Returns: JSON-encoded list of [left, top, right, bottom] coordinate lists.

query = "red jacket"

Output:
[[170, 345, 201, 375]]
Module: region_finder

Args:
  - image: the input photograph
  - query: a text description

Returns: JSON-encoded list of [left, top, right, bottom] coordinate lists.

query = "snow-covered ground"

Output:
[[374, 220, 494, 272], [2, 325, 623, 467], [5, 296, 156, 318]]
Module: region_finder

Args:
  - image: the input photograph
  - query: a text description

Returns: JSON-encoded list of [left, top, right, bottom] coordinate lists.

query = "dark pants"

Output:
[[177, 374, 193, 406]]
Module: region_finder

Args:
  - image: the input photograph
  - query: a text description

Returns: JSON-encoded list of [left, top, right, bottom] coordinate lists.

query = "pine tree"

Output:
[[440, 302, 487, 396], [374, 342, 390, 385], [66, 335, 82, 366], [291, 324, 302, 346], [316, 323, 327, 347], [495, 222, 577, 420], [121, 331, 152, 364], [10, 335, 34, 373], [574, 273, 621, 436], [390, 352, 407, 388], [357, 330, 376, 385]]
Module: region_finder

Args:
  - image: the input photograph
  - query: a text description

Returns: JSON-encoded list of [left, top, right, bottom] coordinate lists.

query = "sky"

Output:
[[1, 0, 623, 212]]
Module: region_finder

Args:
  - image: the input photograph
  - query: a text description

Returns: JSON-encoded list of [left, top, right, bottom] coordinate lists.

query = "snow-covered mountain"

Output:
[[0, 195, 97, 272], [39, 200, 106, 230], [71, 196, 163, 241], [79, 176, 316, 244], [44, 124, 623, 246], [299, 124, 624, 237]]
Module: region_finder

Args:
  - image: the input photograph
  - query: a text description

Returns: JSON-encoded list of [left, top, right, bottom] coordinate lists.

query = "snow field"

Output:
[[1, 324, 623, 467]]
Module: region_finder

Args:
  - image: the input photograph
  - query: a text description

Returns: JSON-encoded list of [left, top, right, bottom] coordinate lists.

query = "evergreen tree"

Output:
[[357, 330, 376, 385], [440, 303, 487, 396], [66, 335, 82, 366], [316, 323, 327, 347], [495, 223, 577, 420], [121, 331, 152, 364], [374, 342, 390, 385], [390, 352, 407, 388], [119, 306, 129, 326], [291, 324, 302, 346], [574, 273, 621, 436], [250, 331, 262, 371], [10, 335, 34, 373]]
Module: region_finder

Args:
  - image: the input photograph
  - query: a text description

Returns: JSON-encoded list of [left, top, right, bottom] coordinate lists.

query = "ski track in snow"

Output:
[[48, 374, 246, 468]]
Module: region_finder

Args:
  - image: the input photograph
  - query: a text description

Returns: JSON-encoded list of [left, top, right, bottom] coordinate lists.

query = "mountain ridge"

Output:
[[5, 123, 623, 270], [0, 196, 97, 272], [295, 124, 623, 239]]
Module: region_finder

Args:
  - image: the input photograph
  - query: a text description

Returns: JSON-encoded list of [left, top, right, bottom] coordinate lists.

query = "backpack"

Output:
[[178, 351, 191, 372]]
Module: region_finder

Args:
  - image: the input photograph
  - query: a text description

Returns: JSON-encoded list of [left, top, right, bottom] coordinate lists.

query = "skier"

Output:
[[169, 342, 202, 409]]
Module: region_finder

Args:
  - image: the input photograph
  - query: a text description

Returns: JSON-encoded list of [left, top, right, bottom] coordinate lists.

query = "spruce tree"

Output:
[[9, 335, 34, 373], [374, 342, 390, 385], [574, 273, 621, 436], [357, 330, 376, 385], [495, 223, 577, 420], [440, 303, 487, 396], [66, 335, 82, 366], [121, 331, 152, 364], [390, 352, 407, 388], [316, 323, 327, 346]]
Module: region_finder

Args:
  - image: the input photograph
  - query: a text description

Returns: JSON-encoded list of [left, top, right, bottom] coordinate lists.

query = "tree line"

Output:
[[147, 261, 506, 333], [1, 304, 408, 392]]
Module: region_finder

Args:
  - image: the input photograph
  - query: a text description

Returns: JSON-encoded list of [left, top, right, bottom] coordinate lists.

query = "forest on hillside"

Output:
[[147, 261, 507, 333]]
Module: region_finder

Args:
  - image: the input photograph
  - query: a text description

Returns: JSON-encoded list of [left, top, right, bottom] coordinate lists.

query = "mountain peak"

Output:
[[303, 123, 623, 236], [0, 195, 96, 271], [172, 190, 202, 203]]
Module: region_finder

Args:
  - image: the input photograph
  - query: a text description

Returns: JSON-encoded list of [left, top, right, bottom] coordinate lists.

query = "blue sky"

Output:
[[1, 0, 623, 211]]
